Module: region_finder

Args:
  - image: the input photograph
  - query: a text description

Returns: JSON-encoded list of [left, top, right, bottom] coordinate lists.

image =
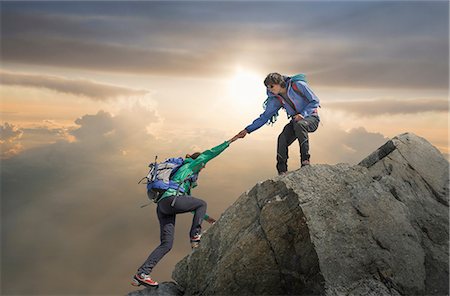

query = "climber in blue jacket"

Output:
[[234, 72, 320, 175]]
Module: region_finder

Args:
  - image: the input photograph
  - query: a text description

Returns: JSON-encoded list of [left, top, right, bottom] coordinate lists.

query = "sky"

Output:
[[0, 1, 448, 295]]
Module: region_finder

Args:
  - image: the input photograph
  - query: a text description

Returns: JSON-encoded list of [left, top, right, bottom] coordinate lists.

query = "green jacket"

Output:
[[159, 141, 230, 200]]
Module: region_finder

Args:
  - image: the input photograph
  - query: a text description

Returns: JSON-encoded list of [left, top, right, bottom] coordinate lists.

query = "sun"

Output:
[[227, 67, 266, 113]]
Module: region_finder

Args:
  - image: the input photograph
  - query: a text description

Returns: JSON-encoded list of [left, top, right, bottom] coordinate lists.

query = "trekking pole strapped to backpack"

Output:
[[138, 155, 158, 185]]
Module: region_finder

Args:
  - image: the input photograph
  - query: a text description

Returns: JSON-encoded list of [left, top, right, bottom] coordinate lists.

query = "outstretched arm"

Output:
[[234, 96, 282, 139], [189, 141, 230, 174]]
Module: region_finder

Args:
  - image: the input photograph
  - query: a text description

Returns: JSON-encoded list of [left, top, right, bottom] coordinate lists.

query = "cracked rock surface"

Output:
[[129, 133, 449, 295]]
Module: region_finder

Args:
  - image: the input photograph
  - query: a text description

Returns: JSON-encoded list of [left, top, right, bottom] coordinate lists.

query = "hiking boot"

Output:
[[190, 233, 202, 249], [131, 278, 141, 287], [131, 273, 159, 287], [278, 171, 287, 176], [301, 160, 310, 167]]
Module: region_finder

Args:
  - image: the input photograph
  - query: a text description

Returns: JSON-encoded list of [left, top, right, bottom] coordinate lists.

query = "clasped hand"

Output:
[[229, 129, 248, 143]]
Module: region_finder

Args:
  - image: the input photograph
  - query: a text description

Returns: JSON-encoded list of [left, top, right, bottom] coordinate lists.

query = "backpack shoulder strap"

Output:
[[291, 81, 309, 104]]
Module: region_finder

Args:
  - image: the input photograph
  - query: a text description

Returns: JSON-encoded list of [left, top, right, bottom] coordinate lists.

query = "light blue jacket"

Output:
[[245, 77, 320, 133]]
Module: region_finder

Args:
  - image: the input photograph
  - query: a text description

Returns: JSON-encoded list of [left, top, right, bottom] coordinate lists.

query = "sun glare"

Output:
[[227, 67, 266, 113]]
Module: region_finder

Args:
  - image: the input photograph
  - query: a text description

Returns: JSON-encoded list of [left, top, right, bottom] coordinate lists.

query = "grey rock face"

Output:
[[359, 133, 449, 295], [134, 133, 448, 296]]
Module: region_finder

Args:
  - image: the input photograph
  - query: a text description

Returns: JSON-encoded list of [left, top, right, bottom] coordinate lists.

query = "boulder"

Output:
[[130, 133, 449, 295]]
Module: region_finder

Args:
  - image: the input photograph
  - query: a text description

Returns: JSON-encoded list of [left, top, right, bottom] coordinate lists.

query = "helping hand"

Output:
[[229, 129, 248, 143]]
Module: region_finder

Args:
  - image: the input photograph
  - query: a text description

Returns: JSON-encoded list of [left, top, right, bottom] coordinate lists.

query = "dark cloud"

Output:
[[307, 55, 448, 90], [3, 2, 446, 38], [326, 98, 449, 116], [0, 71, 149, 100], [1, 34, 240, 76], [1, 2, 447, 89], [302, 2, 448, 39]]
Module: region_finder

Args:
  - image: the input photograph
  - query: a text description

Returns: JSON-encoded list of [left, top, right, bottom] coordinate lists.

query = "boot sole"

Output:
[[131, 277, 159, 287]]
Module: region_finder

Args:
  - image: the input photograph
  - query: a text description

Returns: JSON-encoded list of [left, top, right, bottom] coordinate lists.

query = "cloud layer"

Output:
[[0, 71, 148, 100], [2, 2, 448, 89], [327, 98, 449, 116], [2, 105, 161, 295]]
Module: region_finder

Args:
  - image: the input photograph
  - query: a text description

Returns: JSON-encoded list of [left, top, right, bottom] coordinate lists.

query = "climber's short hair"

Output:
[[264, 72, 287, 88]]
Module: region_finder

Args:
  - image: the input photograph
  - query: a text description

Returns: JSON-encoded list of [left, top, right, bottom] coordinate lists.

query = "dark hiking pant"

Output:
[[138, 195, 207, 275], [276, 115, 320, 173]]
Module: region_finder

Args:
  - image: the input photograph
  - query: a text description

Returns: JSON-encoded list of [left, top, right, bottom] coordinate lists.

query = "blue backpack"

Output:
[[139, 157, 186, 203]]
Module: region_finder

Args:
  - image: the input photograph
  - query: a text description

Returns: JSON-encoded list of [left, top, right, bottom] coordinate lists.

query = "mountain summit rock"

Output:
[[128, 133, 449, 296]]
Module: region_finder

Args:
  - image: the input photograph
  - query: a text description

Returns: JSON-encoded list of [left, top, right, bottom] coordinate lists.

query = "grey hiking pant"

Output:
[[138, 194, 207, 275], [276, 115, 320, 173]]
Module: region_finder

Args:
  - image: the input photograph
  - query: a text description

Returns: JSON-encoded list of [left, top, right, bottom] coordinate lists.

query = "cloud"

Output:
[[19, 122, 75, 149], [0, 122, 23, 142], [0, 71, 149, 100], [313, 126, 389, 165], [1, 35, 236, 76], [1, 105, 163, 295], [0, 122, 23, 158], [326, 98, 449, 116], [1, 3, 447, 89], [0, 121, 75, 160], [306, 53, 448, 90]]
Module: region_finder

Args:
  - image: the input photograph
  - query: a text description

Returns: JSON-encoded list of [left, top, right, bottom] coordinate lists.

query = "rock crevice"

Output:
[[251, 190, 289, 295]]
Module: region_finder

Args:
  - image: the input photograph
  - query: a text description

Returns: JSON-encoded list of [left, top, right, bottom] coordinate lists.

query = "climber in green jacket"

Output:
[[132, 138, 240, 288]]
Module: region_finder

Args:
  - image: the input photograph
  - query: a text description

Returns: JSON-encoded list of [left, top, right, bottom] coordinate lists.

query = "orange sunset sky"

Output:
[[1, 1, 448, 295]]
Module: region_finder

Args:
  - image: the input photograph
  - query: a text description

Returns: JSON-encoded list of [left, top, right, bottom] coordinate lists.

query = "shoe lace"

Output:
[[140, 273, 150, 279]]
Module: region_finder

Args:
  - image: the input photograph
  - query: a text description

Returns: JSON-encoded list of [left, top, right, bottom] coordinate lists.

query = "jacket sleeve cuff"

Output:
[[244, 126, 254, 133]]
